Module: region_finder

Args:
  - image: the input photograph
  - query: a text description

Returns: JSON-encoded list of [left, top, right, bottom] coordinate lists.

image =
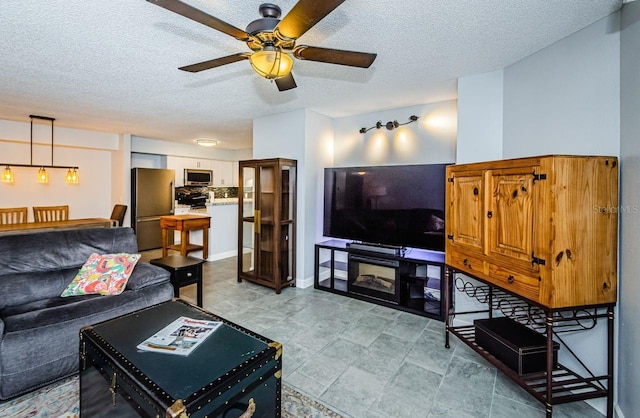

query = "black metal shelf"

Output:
[[318, 260, 347, 271], [315, 241, 447, 320], [449, 325, 609, 406], [445, 267, 614, 417], [453, 277, 602, 334]]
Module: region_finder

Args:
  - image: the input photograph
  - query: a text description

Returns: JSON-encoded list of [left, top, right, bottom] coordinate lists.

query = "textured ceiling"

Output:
[[0, 0, 622, 149]]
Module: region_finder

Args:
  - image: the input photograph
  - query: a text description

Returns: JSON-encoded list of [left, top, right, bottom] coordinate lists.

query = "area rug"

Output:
[[0, 375, 344, 417]]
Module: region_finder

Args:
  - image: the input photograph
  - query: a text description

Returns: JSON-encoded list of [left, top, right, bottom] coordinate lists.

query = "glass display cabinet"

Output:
[[238, 158, 297, 293]]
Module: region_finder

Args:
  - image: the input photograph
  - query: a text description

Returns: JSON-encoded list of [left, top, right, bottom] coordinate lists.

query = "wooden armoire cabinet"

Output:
[[445, 155, 618, 308], [238, 158, 297, 294]]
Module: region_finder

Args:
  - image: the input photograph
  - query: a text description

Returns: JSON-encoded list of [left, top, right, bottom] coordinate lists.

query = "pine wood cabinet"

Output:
[[238, 158, 297, 293], [446, 155, 618, 308]]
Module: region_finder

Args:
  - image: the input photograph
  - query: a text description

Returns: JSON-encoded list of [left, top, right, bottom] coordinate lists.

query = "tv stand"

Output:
[[315, 240, 449, 320]]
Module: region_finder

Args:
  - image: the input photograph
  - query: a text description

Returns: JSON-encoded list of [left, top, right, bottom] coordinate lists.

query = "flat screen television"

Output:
[[323, 164, 448, 252]]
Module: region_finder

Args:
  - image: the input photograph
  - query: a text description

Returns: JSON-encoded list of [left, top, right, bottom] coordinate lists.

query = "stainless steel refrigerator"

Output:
[[131, 168, 175, 251]]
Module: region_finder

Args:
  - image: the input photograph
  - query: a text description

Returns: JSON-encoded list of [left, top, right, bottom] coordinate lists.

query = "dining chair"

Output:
[[0, 207, 29, 225], [110, 204, 127, 227], [33, 205, 69, 223]]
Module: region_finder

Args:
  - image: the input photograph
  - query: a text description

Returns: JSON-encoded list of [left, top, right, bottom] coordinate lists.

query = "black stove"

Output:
[[176, 187, 208, 208]]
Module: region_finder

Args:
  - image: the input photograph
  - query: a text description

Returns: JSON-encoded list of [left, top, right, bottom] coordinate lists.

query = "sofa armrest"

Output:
[[126, 263, 170, 291]]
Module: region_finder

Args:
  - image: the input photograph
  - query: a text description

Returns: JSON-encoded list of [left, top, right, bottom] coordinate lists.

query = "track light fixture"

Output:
[[359, 115, 419, 134]]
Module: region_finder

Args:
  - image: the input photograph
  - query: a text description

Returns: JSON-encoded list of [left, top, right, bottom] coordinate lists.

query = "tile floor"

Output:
[[142, 251, 604, 418]]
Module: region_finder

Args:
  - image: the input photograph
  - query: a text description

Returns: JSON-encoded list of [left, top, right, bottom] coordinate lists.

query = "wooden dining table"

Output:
[[0, 218, 115, 236]]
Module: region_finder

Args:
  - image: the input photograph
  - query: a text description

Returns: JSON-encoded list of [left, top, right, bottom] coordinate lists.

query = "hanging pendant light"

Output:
[[65, 168, 79, 184], [0, 115, 79, 184], [2, 166, 13, 183], [37, 167, 49, 184]]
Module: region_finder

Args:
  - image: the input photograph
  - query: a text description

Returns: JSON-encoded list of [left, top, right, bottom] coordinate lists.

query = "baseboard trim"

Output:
[[615, 404, 625, 418], [297, 275, 314, 289], [206, 250, 237, 262]]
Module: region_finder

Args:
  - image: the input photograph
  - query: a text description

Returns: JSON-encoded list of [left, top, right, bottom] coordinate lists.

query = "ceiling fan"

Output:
[[146, 0, 377, 91]]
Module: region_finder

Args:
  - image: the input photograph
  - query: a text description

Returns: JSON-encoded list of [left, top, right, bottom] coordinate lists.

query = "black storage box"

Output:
[[474, 317, 559, 375], [80, 300, 281, 417]]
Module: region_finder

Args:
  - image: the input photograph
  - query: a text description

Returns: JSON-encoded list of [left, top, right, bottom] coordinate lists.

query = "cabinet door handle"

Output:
[[507, 275, 515, 284]]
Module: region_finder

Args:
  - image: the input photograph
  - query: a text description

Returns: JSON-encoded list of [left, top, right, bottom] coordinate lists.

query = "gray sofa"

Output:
[[0, 227, 174, 400]]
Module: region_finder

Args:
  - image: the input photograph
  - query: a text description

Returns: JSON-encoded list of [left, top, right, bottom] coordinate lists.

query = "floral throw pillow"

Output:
[[61, 253, 141, 297]]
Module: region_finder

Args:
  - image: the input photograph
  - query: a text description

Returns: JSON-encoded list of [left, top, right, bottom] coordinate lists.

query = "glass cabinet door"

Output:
[[241, 166, 256, 276], [280, 164, 295, 282], [258, 164, 276, 279]]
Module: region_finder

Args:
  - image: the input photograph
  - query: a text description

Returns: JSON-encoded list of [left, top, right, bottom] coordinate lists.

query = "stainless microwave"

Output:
[[184, 169, 213, 186]]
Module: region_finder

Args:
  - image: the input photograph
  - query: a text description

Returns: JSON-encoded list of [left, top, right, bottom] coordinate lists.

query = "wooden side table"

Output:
[[150, 255, 206, 307], [160, 214, 211, 259]]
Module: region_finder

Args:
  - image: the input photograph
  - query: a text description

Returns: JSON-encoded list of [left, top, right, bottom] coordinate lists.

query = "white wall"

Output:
[[131, 152, 165, 169], [252, 109, 335, 288], [456, 70, 504, 163], [253, 110, 313, 286], [618, 2, 640, 417], [305, 111, 335, 282], [332, 101, 457, 167], [117, 134, 132, 226], [499, 12, 621, 415], [0, 118, 123, 222], [503, 13, 620, 158]]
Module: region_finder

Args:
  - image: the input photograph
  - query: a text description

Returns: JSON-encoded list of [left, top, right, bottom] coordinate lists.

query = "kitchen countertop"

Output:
[[208, 198, 238, 206]]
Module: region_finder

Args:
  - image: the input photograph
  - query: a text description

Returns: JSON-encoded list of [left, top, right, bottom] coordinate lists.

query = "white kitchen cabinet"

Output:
[[166, 156, 184, 187], [183, 157, 212, 170], [169, 157, 214, 186], [232, 161, 239, 187], [211, 160, 233, 187]]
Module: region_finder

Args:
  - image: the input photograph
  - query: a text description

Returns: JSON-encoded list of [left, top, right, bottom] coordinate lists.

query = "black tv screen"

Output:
[[323, 164, 448, 251]]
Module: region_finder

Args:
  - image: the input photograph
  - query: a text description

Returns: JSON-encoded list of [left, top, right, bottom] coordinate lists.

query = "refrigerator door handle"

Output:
[[170, 180, 175, 214]]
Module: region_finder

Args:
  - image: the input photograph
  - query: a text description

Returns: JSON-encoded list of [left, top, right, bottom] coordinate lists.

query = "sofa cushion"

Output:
[[126, 262, 171, 291], [61, 253, 140, 297], [0, 228, 142, 309], [0, 284, 174, 400], [0, 268, 78, 310], [0, 227, 138, 276]]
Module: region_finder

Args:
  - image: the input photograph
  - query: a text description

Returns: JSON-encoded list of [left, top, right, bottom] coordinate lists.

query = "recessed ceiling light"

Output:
[[195, 139, 218, 147]]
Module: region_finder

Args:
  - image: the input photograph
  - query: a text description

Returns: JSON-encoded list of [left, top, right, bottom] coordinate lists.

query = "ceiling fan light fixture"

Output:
[[249, 46, 293, 80]]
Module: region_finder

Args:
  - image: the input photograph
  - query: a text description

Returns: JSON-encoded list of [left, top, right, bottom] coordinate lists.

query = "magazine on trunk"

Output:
[[137, 316, 222, 356]]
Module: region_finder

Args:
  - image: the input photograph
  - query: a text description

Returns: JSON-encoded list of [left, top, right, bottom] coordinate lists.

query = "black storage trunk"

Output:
[[80, 300, 281, 417], [474, 317, 559, 375]]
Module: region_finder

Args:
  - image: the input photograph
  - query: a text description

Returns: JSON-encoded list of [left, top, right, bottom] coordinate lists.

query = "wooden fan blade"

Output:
[[275, 0, 346, 40], [275, 73, 297, 91], [179, 53, 250, 73], [147, 0, 250, 41], [293, 46, 377, 68]]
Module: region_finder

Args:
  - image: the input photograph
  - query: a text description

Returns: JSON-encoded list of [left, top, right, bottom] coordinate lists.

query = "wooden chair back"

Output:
[[33, 205, 69, 223], [0, 207, 29, 225], [110, 204, 127, 227]]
